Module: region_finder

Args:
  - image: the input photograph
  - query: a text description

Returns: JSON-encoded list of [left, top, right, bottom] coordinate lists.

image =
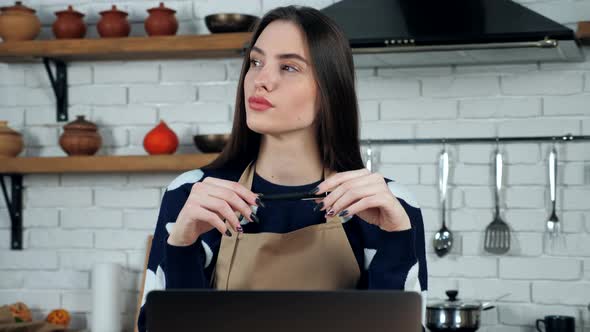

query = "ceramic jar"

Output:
[[52, 5, 86, 39], [59, 115, 102, 156], [145, 2, 178, 36], [97, 5, 130, 38], [0, 121, 24, 157], [0, 1, 41, 41]]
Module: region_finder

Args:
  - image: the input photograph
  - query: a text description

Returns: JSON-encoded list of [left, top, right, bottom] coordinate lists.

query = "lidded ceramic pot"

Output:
[[52, 5, 86, 39], [0, 121, 24, 157], [145, 2, 178, 36], [0, 1, 41, 41], [97, 5, 130, 38], [59, 115, 102, 156]]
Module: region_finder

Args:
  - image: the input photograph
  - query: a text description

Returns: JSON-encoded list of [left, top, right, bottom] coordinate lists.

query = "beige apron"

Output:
[[213, 161, 361, 290]]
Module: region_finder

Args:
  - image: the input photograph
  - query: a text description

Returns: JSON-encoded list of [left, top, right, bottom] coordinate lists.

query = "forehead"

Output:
[[253, 20, 310, 57]]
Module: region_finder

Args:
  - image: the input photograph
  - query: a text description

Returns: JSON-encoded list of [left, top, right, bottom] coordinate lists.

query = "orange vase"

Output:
[[143, 120, 179, 155]]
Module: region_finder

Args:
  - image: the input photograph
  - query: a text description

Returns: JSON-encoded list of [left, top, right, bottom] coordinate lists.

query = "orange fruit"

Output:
[[8, 302, 32, 322], [46, 308, 71, 327]]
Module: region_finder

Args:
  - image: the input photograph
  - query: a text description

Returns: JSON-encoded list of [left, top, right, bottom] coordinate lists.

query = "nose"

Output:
[[253, 63, 277, 92]]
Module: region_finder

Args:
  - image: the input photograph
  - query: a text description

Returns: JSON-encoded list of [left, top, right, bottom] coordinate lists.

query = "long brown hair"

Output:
[[203, 6, 364, 172]]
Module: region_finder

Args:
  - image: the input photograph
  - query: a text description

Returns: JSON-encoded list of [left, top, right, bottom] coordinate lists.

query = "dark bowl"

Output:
[[193, 134, 230, 153], [205, 13, 259, 33]]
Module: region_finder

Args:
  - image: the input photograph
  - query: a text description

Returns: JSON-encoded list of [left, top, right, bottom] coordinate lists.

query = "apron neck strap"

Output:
[[238, 161, 332, 190]]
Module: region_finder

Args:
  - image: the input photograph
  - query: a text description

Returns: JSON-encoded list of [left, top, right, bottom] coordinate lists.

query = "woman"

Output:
[[138, 5, 427, 331]]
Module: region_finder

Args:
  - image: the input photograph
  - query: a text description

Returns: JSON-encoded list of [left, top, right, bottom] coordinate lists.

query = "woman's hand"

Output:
[[313, 168, 411, 232], [167, 177, 261, 247]]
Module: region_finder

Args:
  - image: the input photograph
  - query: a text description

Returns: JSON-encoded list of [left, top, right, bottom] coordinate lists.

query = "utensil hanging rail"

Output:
[[360, 134, 590, 145]]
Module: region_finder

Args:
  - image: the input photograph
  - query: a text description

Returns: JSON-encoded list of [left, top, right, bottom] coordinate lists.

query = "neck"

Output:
[[255, 130, 323, 186]]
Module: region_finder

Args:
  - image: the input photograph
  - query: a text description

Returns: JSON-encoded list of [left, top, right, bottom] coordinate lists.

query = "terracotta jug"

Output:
[[0, 1, 41, 41], [145, 2, 178, 36], [97, 5, 130, 38], [52, 5, 86, 39], [143, 120, 178, 155], [59, 115, 102, 156], [0, 121, 24, 157]]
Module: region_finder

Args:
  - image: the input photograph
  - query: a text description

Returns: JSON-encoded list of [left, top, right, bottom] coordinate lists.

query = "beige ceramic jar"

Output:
[[0, 121, 24, 157], [0, 1, 41, 41]]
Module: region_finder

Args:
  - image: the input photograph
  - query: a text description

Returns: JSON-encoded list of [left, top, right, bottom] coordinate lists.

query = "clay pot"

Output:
[[0, 121, 24, 157], [52, 5, 86, 39], [59, 115, 102, 156], [97, 5, 130, 38], [143, 120, 178, 155], [0, 1, 41, 41], [145, 2, 178, 36]]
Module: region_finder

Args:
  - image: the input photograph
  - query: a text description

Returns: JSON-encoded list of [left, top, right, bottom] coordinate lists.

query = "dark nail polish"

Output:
[[236, 226, 243, 233], [225, 229, 232, 237], [338, 210, 349, 217], [327, 209, 335, 217], [309, 187, 319, 195], [250, 213, 260, 223], [313, 202, 324, 212], [256, 197, 266, 208]]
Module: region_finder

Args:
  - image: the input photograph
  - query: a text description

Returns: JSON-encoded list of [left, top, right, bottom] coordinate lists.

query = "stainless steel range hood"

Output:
[[321, 0, 584, 67]]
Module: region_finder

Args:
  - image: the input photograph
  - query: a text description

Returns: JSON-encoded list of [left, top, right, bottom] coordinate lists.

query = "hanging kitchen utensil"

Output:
[[546, 142, 560, 237], [365, 140, 373, 172], [484, 144, 510, 254], [433, 145, 453, 257]]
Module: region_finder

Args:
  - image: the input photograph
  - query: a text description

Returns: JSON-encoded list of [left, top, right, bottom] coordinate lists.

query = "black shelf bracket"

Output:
[[43, 57, 68, 122], [0, 174, 23, 250]]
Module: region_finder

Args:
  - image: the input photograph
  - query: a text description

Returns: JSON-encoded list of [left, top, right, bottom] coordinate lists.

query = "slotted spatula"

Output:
[[484, 147, 510, 254]]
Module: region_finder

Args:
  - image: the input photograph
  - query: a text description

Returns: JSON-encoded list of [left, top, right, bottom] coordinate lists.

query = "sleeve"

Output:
[[137, 172, 218, 332], [363, 180, 428, 327]]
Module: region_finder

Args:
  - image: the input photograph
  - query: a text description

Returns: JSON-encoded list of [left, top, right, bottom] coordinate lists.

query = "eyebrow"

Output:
[[250, 46, 309, 65]]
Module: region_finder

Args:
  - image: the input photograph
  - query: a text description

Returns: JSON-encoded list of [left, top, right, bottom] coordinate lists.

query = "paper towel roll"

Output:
[[92, 262, 123, 332]]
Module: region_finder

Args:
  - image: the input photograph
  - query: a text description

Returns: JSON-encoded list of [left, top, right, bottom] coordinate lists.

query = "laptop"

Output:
[[146, 289, 422, 332]]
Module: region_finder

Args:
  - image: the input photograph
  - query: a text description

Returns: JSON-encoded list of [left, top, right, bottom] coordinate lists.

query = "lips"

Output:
[[248, 96, 274, 111]]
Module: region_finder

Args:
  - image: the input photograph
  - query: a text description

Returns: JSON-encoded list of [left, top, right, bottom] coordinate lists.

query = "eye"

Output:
[[281, 64, 299, 72], [249, 58, 261, 67]]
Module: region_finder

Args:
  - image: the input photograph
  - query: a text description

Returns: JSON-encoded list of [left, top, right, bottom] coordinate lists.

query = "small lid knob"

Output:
[[446, 290, 458, 301]]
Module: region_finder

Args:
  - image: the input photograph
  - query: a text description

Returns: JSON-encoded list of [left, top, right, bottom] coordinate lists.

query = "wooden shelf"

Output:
[[0, 153, 219, 174], [0, 33, 252, 63]]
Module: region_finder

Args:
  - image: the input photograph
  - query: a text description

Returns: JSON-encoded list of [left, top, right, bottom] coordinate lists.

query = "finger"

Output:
[[199, 195, 242, 232], [200, 182, 255, 223], [192, 205, 228, 235], [201, 177, 259, 206], [315, 168, 371, 194], [321, 173, 383, 211], [329, 183, 385, 216], [338, 195, 384, 218]]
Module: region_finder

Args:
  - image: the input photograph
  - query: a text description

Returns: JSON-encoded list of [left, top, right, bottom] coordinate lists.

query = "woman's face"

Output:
[[243, 20, 318, 136]]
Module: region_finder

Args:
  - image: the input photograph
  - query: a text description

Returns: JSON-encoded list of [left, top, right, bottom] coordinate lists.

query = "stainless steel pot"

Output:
[[426, 290, 495, 332]]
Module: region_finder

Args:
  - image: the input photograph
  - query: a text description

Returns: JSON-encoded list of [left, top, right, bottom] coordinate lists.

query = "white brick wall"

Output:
[[0, 1, 589, 331]]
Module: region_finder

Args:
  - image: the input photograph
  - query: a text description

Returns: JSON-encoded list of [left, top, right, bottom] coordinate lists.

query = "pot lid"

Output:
[[99, 5, 128, 16], [63, 115, 98, 131], [55, 5, 84, 17], [0, 1, 36, 13], [0, 121, 22, 136], [426, 290, 482, 310], [148, 2, 176, 14]]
